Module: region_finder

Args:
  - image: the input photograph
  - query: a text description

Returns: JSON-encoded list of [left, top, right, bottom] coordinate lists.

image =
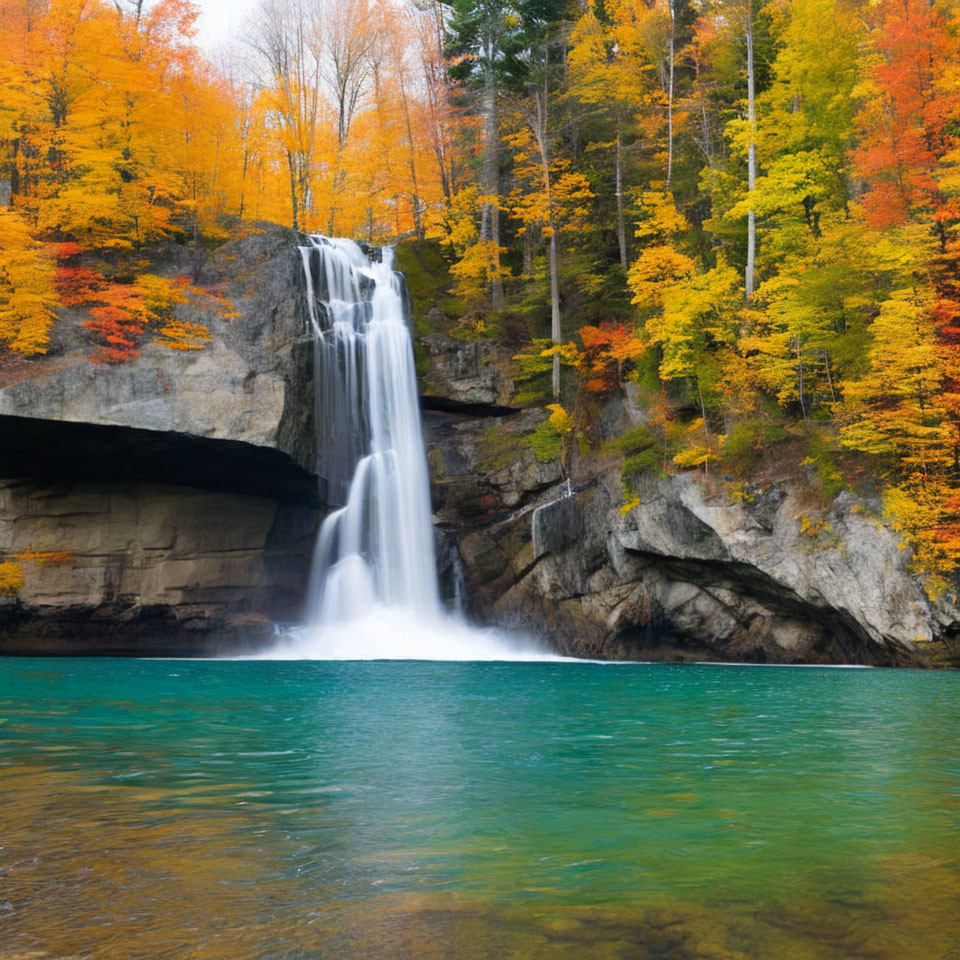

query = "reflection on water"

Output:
[[1, 660, 959, 958]]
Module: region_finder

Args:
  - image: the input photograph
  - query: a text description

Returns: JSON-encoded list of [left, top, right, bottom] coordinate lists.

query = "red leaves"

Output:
[[54, 266, 141, 363], [577, 321, 646, 394], [54, 242, 83, 260], [854, 0, 959, 228], [54, 266, 143, 362], [54, 266, 102, 307], [84, 305, 145, 363], [54, 258, 217, 363]]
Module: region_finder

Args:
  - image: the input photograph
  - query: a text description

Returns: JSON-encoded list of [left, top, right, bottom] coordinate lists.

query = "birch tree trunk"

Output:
[[530, 50, 561, 398], [616, 119, 627, 269], [479, 47, 504, 310], [549, 225, 561, 398], [666, 0, 676, 192], [479, 70, 495, 242], [745, 0, 757, 298]]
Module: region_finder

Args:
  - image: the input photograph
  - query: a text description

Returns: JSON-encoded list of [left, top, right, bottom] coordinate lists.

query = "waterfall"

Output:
[[300, 235, 440, 623], [256, 235, 566, 661]]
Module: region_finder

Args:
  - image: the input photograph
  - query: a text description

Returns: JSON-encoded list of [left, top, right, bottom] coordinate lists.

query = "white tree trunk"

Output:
[[479, 70, 496, 242], [550, 226, 561, 398], [480, 54, 504, 309], [666, 0, 675, 192], [745, 1, 756, 299], [616, 123, 627, 269], [532, 49, 561, 398]]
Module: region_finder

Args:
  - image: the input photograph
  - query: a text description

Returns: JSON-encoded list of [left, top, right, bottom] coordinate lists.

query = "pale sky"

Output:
[[194, 0, 254, 51]]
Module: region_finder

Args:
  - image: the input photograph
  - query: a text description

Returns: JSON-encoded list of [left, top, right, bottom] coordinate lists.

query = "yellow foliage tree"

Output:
[[0, 208, 58, 355]]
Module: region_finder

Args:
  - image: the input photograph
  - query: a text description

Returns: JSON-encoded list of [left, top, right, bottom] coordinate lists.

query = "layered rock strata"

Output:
[[0, 225, 320, 654]]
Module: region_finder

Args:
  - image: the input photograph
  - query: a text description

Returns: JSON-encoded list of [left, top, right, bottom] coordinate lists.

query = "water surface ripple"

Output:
[[1, 660, 959, 958]]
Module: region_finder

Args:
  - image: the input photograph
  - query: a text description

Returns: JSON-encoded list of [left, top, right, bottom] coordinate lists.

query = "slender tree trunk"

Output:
[[397, 71, 423, 239], [238, 145, 249, 221], [434, 144, 451, 201], [698, 55, 713, 168], [286, 149, 299, 232], [425, 0, 451, 201], [550, 225, 561, 398], [823, 347, 837, 403], [490, 203, 503, 309], [531, 48, 561, 398], [666, 0, 676, 192], [696, 378, 710, 480], [479, 51, 504, 309], [745, 0, 757, 298], [615, 120, 627, 269], [327, 172, 339, 235], [796, 335, 807, 420]]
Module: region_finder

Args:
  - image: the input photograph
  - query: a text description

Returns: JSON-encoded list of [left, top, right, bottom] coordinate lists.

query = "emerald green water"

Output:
[[2, 659, 959, 959]]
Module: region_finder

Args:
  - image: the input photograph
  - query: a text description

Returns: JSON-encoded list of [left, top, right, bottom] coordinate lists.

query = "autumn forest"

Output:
[[2, 0, 960, 585]]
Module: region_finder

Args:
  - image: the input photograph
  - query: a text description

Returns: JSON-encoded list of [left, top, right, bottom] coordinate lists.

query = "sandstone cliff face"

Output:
[[0, 478, 314, 654], [0, 225, 321, 653], [422, 333, 950, 666]]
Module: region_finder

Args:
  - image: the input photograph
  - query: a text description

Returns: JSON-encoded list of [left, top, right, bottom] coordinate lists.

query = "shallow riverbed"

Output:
[[1, 659, 959, 959]]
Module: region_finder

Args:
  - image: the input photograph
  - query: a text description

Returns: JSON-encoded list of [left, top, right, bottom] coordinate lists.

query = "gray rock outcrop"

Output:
[[0, 224, 321, 653], [421, 338, 952, 665], [0, 224, 315, 470], [426, 408, 935, 664], [420, 334, 514, 406]]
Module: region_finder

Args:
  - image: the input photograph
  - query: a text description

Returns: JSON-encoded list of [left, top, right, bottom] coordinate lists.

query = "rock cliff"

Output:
[[422, 333, 956, 666], [0, 224, 320, 653], [2, 230, 957, 664], [0, 224, 315, 468]]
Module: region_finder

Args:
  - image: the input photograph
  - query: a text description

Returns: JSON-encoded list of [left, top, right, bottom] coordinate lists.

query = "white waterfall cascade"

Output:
[[303, 237, 440, 623], [262, 235, 561, 661]]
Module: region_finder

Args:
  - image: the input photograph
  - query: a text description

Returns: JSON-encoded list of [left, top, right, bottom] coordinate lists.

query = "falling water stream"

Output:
[[270, 236, 554, 660]]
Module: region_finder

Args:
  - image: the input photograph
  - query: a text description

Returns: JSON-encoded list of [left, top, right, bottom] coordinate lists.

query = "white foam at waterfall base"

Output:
[[267, 235, 562, 662], [260, 609, 567, 661]]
